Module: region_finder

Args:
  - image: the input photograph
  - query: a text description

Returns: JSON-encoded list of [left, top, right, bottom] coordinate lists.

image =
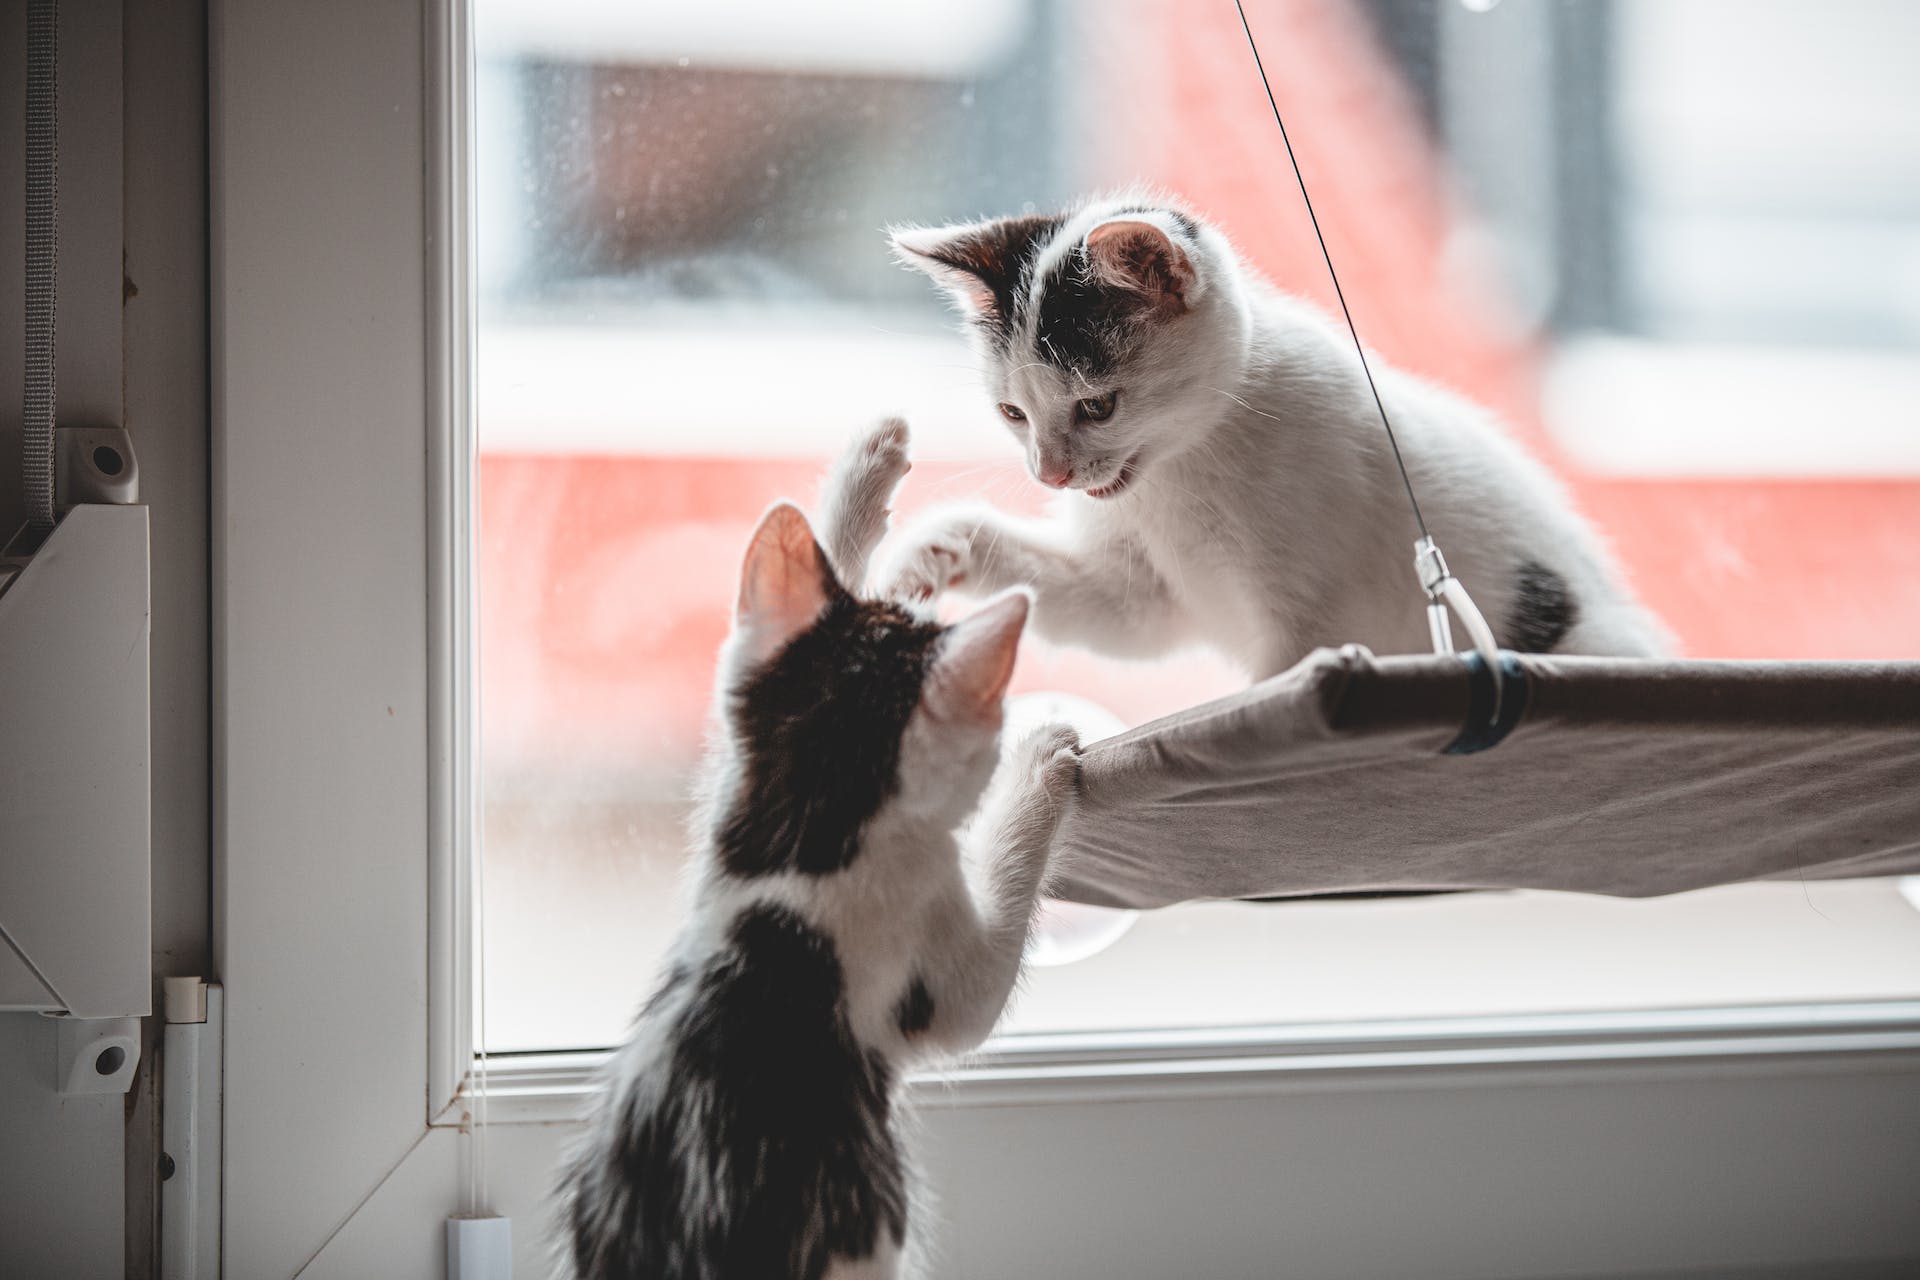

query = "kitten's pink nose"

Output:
[[1037, 462, 1074, 489]]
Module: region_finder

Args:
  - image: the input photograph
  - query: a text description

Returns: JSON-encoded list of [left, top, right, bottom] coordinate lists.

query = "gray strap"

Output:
[[23, 0, 60, 543]]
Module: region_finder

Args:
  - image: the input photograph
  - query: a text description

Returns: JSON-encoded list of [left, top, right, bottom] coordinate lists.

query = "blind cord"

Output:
[[23, 0, 59, 545]]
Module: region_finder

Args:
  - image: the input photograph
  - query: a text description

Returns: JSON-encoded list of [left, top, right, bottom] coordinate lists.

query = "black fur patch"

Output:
[[1028, 212, 1192, 377], [718, 588, 943, 878], [1028, 245, 1147, 377], [917, 208, 1195, 375], [1506, 561, 1578, 653], [893, 976, 935, 1037], [917, 213, 1065, 346], [565, 905, 907, 1280]]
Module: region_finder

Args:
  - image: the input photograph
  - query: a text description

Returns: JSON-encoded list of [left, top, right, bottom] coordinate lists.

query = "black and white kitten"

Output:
[[559, 419, 1081, 1280], [880, 194, 1671, 674]]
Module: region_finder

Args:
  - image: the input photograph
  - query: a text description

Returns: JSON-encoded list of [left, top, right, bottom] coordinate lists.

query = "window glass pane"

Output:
[[475, 0, 1920, 1054]]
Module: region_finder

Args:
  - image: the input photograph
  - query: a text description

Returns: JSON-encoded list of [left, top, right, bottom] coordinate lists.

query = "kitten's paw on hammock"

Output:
[[1014, 723, 1082, 826]]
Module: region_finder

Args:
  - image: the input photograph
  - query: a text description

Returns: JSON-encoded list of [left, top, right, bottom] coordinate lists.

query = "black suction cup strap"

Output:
[[1443, 650, 1528, 755]]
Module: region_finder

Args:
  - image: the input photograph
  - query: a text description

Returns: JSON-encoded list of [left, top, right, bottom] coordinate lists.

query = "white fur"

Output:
[[880, 194, 1671, 676]]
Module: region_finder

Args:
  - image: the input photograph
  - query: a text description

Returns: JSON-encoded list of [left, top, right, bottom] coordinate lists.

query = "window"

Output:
[[474, 0, 1920, 1054]]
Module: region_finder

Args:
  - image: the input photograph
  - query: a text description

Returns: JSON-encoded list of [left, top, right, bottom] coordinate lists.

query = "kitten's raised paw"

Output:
[[861, 416, 911, 469], [820, 418, 918, 591], [845, 416, 912, 493]]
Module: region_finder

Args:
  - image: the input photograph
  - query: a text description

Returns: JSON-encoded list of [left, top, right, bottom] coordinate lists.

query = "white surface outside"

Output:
[[1544, 338, 1920, 477], [483, 323, 1920, 475]]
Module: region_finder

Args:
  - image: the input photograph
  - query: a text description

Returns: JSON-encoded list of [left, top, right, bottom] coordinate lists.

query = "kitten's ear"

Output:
[[890, 216, 1054, 321], [1084, 219, 1195, 314], [924, 591, 1029, 724], [735, 502, 838, 665]]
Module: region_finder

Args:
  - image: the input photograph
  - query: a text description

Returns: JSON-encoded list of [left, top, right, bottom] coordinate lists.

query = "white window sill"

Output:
[[448, 1000, 1920, 1126]]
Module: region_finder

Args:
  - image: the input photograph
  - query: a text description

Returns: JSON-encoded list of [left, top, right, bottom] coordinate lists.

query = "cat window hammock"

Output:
[[1050, 646, 1920, 909], [1041, 7, 1920, 910]]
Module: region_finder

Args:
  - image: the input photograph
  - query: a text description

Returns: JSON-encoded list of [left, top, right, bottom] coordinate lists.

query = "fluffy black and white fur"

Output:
[[879, 194, 1671, 674], [558, 419, 1080, 1280]]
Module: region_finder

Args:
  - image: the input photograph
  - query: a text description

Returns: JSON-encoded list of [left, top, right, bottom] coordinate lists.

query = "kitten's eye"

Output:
[[998, 403, 1027, 424], [1076, 393, 1117, 424]]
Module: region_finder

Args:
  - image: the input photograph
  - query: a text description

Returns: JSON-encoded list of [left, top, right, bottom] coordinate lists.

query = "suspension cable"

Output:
[[1233, 0, 1427, 541], [1232, 0, 1505, 697]]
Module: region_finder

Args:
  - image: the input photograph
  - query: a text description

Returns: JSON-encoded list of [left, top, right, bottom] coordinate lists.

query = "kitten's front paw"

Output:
[[987, 725, 1081, 884], [849, 416, 912, 492], [820, 418, 916, 591], [1006, 725, 1082, 836], [880, 514, 977, 603], [1018, 724, 1083, 816], [830, 418, 912, 528]]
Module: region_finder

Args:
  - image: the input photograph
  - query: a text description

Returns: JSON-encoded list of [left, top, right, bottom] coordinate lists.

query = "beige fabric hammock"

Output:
[[1050, 646, 1920, 910]]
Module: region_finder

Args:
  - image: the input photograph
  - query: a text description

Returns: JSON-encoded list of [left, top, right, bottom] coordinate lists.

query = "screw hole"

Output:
[[94, 1045, 126, 1076], [160, 1153, 176, 1181], [91, 445, 124, 477]]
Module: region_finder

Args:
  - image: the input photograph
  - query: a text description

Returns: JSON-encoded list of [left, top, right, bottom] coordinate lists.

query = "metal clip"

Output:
[[1413, 536, 1506, 720]]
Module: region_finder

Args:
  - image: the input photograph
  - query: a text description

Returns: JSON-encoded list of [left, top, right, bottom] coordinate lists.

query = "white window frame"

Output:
[[211, 3, 1920, 1275]]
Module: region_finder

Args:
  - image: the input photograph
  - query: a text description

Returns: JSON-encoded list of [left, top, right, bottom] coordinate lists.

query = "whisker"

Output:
[[1208, 384, 1293, 427]]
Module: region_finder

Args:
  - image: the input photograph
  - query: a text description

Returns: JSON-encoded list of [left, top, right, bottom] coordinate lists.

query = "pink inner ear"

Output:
[[736, 503, 832, 662], [893, 231, 999, 316], [1085, 219, 1193, 308], [958, 278, 997, 313], [936, 271, 997, 315], [927, 592, 1029, 722]]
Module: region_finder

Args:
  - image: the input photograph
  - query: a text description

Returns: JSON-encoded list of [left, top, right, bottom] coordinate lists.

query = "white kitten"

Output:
[[558, 420, 1080, 1280], [880, 194, 1670, 678]]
